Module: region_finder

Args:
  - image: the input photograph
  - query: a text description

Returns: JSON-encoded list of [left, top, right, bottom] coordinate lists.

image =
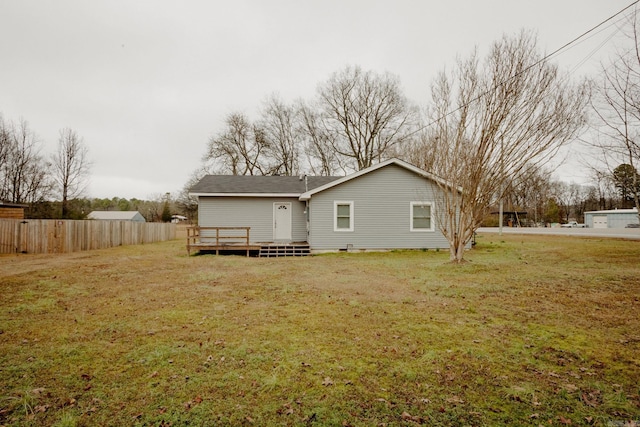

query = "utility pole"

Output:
[[499, 196, 504, 235], [499, 137, 504, 236]]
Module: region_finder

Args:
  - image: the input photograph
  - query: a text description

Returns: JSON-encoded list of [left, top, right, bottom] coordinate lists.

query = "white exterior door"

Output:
[[593, 216, 608, 229], [273, 202, 292, 241]]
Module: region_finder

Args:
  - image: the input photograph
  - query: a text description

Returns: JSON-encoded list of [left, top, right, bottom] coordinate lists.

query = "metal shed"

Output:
[[87, 211, 146, 222], [0, 201, 27, 219], [584, 208, 639, 229]]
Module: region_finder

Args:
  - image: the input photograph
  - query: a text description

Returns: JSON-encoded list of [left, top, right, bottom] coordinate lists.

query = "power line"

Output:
[[546, 1, 638, 62], [414, 0, 640, 137], [554, 12, 629, 74]]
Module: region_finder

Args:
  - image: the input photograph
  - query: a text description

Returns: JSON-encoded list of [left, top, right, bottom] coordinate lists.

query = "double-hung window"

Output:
[[410, 202, 433, 232], [334, 201, 354, 232]]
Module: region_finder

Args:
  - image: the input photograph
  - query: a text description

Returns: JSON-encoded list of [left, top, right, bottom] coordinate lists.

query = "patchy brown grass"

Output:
[[1, 234, 639, 426]]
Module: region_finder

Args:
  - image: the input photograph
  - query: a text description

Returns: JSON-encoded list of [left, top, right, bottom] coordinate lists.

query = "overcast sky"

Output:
[[0, 1, 635, 200]]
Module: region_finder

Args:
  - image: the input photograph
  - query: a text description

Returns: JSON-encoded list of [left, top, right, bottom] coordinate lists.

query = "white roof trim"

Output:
[[298, 158, 452, 201], [189, 192, 301, 198], [585, 208, 638, 214]]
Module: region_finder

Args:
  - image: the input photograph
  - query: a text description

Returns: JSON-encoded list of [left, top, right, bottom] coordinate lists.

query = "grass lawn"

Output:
[[1, 233, 639, 426]]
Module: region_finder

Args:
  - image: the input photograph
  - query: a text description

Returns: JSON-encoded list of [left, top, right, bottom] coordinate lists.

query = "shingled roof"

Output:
[[189, 175, 340, 196]]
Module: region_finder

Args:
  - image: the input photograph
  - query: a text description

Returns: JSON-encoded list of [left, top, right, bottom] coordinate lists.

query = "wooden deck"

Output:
[[186, 226, 310, 257]]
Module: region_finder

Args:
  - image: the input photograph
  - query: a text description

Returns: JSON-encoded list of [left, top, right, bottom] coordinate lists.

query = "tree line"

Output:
[[199, 66, 418, 178], [0, 116, 92, 218], [0, 116, 184, 222], [21, 196, 175, 223]]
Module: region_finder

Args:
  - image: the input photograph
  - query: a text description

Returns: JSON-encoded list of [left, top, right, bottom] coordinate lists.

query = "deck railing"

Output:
[[186, 226, 253, 255]]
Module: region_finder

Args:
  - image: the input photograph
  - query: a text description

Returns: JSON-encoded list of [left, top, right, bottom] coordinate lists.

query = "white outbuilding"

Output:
[[584, 208, 639, 229]]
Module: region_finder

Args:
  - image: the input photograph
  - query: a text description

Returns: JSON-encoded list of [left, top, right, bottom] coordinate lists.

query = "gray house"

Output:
[[189, 158, 452, 254]]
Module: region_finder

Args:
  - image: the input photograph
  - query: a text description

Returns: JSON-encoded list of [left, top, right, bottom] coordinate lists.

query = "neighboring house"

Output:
[[584, 208, 639, 228], [189, 158, 453, 253], [0, 201, 27, 219], [171, 215, 188, 223], [87, 211, 146, 222]]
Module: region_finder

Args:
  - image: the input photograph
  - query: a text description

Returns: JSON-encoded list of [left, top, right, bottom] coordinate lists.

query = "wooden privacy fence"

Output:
[[0, 219, 176, 254]]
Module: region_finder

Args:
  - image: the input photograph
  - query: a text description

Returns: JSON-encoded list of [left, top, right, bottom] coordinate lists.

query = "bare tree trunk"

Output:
[[52, 128, 91, 218]]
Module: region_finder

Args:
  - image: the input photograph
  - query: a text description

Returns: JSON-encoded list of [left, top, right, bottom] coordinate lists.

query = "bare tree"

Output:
[[257, 94, 302, 176], [501, 164, 554, 226], [0, 115, 11, 177], [410, 31, 588, 262], [0, 116, 53, 205], [204, 113, 268, 175], [583, 163, 617, 210], [317, 65, 418, 171], [552, 181, 582, 223], [52, 128, 91, 218], [298, 100, 344, 176], [177, 168, 207, 222], [590, 9, 640, 221]]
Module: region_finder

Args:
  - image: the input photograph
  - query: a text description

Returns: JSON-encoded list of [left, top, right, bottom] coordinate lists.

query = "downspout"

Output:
[[305, 200, 310, 243], [302, 175, 310, 243]]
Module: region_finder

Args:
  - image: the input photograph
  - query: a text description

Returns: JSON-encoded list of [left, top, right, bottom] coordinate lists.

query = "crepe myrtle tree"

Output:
[[410, 30, 588, 262]]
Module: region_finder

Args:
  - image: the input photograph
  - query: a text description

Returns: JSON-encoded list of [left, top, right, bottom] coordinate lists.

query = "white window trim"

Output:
[[334, 201, 354, 232], [410, 201, 434, 232]]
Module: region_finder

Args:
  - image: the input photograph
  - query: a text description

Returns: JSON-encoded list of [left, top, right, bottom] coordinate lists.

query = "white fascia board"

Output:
[[189, 192, 301, 198], [585, 208, 638, 214]]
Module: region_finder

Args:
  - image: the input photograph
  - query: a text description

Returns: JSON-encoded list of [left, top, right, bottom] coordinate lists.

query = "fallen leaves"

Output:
[[31, 387, 46, 396], [581, 389, 602, 407], [183, 395, 203, 410], [401, 410, 427, 423], [276, 403, 294, 416], [558, 415, 572, 425], [445, 396, 464, 405]]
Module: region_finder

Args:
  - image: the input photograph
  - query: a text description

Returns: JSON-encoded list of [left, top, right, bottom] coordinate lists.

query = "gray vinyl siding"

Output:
[[198, 197, 307, 242], [308, 164, 450, 250]]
